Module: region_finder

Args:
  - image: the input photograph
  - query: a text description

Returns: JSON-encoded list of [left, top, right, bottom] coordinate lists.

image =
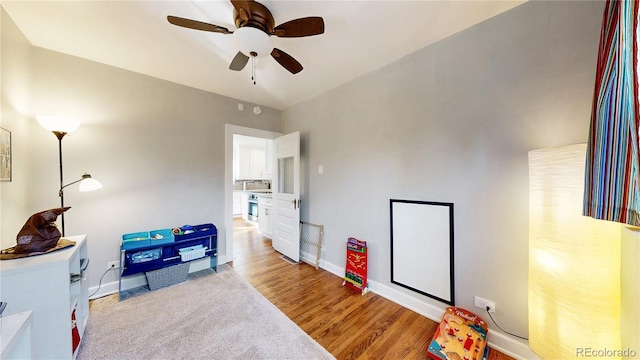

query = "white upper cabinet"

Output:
[[234, 135, 272, 180], [239, 145, 266, 179]]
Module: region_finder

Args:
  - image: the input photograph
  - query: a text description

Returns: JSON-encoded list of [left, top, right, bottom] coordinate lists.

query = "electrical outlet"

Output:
[[474, 296, 496, 313], [107, 261, 119, 270]]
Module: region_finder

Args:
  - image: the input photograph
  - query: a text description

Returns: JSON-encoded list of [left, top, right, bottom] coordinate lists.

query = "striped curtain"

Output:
[[584, 0, 640, 226]]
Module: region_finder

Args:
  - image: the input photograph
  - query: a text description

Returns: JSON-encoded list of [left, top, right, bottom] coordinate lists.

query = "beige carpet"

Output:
[[77, 264, 335, 360]]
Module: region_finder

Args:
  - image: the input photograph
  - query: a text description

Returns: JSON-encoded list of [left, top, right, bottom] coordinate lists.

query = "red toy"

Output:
[[342, 237, 368, 295], [427, 307, 489, 360]]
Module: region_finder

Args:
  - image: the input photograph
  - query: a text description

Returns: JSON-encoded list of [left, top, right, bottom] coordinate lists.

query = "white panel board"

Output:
[[390, 199, 455, 305]]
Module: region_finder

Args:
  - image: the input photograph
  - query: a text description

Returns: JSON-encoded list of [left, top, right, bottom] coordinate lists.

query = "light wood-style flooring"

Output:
[[231, 218, 515, 360]]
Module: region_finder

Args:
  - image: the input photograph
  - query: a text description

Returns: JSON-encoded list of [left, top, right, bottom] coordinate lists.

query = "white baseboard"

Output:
[[320, 259, 539, 360], [88, 274, 145, 300], [89, 258, 218, 300]]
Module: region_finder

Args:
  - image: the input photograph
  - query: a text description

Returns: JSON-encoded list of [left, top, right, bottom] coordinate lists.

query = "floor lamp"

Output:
[[529, 144, 622, 359], [37, 116, 103, 236]]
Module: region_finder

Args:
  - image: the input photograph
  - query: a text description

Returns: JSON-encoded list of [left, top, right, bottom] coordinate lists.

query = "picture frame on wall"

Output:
[[1, 127, 11, 182]]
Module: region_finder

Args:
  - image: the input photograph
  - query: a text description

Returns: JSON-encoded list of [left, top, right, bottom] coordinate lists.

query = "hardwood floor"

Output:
[[231, 218, 515, 360]]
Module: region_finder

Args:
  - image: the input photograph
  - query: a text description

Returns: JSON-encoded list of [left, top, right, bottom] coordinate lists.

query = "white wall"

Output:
[[1, 15, 282, 293], [0, 8, 32, 243], [282, 1, 603, 358]]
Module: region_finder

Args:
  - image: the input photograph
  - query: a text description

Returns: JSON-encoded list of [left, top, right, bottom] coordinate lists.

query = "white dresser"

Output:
[[0, 235, 88, 359]]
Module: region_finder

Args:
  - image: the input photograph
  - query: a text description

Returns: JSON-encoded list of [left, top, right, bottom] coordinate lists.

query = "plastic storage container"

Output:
[[179, 245, 207, 262], [149, 229, 174, 246], [122, 232, 151, 250], [174, 223, 217, 241]]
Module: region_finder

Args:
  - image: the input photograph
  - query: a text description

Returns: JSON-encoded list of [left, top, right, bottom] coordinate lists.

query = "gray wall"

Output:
[[1, 7, 281, 291], [0, 8, 33, 242], [282, 0, 603, 346]]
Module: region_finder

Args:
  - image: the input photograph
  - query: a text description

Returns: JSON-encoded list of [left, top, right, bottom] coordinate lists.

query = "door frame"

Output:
[[224, 124, 281, 264]]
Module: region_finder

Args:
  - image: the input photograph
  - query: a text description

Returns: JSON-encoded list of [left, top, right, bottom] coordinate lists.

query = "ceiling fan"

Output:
[[167, 0, 324, 76]]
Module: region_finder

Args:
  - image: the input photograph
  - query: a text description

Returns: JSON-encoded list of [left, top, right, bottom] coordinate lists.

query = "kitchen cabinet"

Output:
[[238, 145, 267, 179], [241, 191, 249, 220], [233, 191, 243, 216], [258, 196, 273, 238], [0, 235, 88, 359], [233, 135, 274, 180]]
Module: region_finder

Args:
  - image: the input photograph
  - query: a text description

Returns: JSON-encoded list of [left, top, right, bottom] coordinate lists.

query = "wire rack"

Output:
[[299, 221, 324, 269]]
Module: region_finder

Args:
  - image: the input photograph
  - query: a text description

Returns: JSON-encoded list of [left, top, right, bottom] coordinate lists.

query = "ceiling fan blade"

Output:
[[167, 16, 232, 34], [273, 17, 324, 38], [231, 0, 253, 23], [271, 48, 303, 74], [229, 51, 250, 71]]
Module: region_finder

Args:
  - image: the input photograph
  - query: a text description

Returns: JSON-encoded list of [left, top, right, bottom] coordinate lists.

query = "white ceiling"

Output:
[[1, 0, 525, 110]]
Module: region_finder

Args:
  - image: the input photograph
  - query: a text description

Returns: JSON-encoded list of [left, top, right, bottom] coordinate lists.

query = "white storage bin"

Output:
[[179, 245, 206, 262]]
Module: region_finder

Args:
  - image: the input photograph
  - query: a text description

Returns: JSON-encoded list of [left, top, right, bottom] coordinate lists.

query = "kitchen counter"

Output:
[[236, 189, 272, 197]]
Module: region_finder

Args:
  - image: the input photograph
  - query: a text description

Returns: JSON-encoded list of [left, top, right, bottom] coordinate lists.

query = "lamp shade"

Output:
[[529, 144, 622, 359], [78, 174, 102, 192], [233, 27, 273, 58], [36, 116, 80, 133]]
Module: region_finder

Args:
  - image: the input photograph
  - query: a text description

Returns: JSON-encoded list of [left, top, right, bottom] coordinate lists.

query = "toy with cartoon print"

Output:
[[427, 306, 489, 360]]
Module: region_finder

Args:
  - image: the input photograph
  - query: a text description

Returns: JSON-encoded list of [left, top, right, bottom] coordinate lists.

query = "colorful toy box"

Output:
[[427, 307, 489, 360]]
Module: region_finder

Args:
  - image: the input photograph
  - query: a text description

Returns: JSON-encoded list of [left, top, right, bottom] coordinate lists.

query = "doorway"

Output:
[[224, 124, 281, 264]]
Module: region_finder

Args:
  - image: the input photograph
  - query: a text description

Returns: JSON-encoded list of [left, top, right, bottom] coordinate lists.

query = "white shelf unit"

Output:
[[0, 235, 88, 359], [0, 310, 33, 360]]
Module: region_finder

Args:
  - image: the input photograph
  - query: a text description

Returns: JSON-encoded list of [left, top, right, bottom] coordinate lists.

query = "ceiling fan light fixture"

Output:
[[233, 26, 273, 58], [167, 0, 324, 75]]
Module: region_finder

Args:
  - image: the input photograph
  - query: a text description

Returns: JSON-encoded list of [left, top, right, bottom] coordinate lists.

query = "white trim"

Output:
[[88, 275, 144, 300], [90, 258, 216, 300], [320, 259, 539, 360], [218, 254, 229, 265], [224, 124, 281, 264]]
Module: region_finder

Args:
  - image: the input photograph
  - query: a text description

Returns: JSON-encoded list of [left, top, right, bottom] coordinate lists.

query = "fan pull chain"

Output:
[[251, 56, 256, 85]]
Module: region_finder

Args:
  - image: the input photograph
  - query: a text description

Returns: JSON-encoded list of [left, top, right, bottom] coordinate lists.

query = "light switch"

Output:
[[318, 165, 324, 175], [238, 103, 244, 111]]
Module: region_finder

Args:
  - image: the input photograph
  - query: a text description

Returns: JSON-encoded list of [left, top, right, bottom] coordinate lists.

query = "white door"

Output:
[[272, 131, 300, 262]]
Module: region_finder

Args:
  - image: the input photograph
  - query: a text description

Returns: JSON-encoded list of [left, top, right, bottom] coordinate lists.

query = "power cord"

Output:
[[88, 265, 116, 299], [485, 306, 528, 341]]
